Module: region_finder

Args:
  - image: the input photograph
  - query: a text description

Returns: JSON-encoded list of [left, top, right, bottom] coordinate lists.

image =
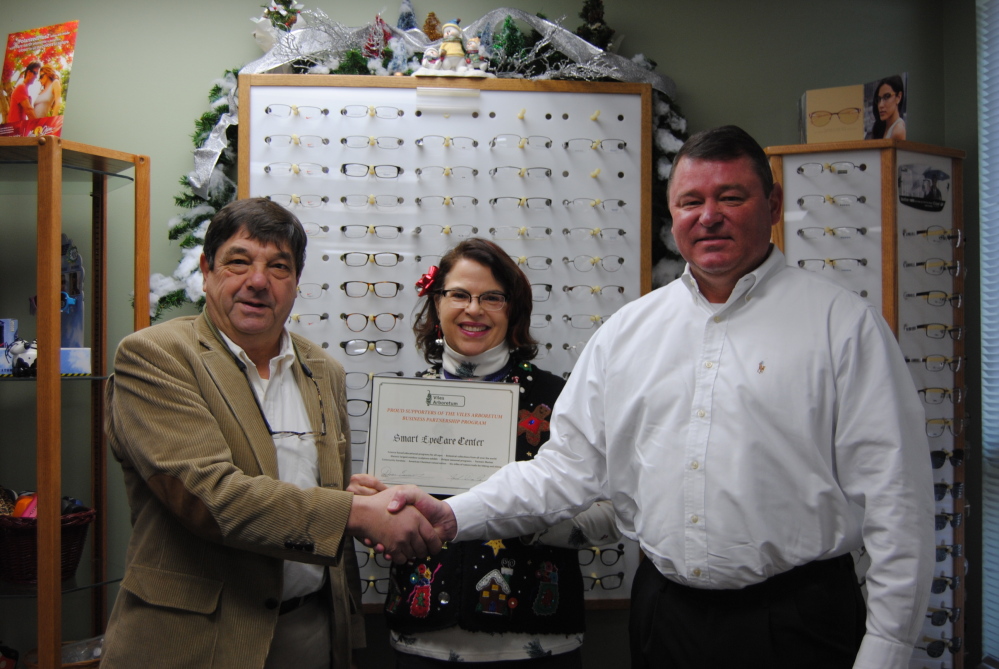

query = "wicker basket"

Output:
[[0, 508, 96, 584]]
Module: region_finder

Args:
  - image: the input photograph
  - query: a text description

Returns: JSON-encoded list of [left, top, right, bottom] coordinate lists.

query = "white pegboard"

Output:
[[241, 76, 651, 606]]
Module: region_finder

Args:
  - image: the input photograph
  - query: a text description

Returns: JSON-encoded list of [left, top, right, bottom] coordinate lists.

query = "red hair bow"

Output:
[[415, 265, 439, 296]]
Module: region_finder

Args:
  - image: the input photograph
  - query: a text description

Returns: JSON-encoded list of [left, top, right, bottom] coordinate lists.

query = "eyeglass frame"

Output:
[[436, 289, 509, 311]]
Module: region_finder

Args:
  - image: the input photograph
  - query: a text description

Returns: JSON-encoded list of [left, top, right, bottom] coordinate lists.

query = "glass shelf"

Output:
[[0, 162, 134, 195], [0, 376, 110, 382]]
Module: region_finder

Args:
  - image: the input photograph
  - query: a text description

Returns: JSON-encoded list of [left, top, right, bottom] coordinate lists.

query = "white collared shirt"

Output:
[[447, 248, 934, 669], [220, 330, 324, 599]]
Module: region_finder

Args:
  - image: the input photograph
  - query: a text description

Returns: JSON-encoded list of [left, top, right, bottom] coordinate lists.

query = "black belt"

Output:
[[279, 589, 321, 615]]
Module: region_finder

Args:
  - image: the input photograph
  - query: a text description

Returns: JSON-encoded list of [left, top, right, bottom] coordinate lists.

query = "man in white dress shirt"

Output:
[[387, 125, 934, 669]]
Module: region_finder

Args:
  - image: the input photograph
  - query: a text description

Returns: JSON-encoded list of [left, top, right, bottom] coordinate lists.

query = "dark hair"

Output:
[[20, 62, 41, 81], [668, 125, 774, 197], [871, 75, 906, 140], [413, 238, 538, 364], [203, 197, 307, 278]]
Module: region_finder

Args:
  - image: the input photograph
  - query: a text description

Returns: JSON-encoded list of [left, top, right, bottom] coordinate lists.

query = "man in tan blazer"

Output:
[[102, 198, 442, 669]]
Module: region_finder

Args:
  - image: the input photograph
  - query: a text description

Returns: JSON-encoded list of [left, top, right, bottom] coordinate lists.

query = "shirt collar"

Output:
[[218, 328, 296, 378], [680, 245, 786, 310]]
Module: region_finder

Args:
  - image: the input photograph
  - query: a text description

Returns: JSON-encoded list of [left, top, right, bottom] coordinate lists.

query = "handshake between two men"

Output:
[[346, 474, 458, 563]]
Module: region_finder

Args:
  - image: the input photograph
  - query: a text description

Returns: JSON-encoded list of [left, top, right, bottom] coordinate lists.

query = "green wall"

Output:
[[0, 0, 979, 664]]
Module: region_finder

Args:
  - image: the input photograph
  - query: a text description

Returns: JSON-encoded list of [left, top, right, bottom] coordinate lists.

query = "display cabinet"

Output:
[[767, 139, 966, 669], [0, 137, 149, 668]]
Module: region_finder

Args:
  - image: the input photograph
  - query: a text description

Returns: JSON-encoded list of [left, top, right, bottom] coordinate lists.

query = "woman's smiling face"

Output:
[[437, 258, 510, 357]]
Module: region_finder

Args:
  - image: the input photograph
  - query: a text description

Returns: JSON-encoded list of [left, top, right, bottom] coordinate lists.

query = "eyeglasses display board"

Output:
[[239, 74, 653, 606], [767, 140, 967, 668]]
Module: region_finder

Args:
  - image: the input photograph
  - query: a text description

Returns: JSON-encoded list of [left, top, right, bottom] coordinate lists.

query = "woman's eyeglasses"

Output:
[[297, 282, 329, 299], [415, 196, 478, 209], [265, 134, 329, 148], [510, 255, 553, 271], [437, 289, 508, 311], [489, 196, 552, 210], [563, 198, 627, 212], [340, 163, 404, 178], [903, 323, 965, 340], [903, 258, 963, 277], [415, 135, 479, 149], [344, 371, 404, 390], [265, 104, 329, 119], [904, 291, 963, 308], [796, 161, 867, 176], [340, 135, 404, 149], [930, 449, 964, 469], [340, 339, 404, 357], [926, 419, 966, 438], [797, 194, 867, 207], [289, 312, 329, 326], [489, 166, 552, 178], [563, 314, 609, 329], [340, 194, 404, 208], [926, 605, 961, 626], [903, 226, 962, 247], [266, 193, 329, 208], [264, 162, 329, 175], [934, 481, 964, 501], [934, 511, 963, 530], [340, 225, 403, 239], [808, 107, 860, 126], [341, 313, 405, 333], [577, 544, 624, 566], [413, 224, 479, 238], [341, 252, 403, 267], [563, 138, 627, 152], [797, 258, 868, 271], [796, 226, 867, 239], [489, 226, 552, 240], [415, 165, 478, 179], [581, 572, 625, 590], [918, 387, 965, 405], [340, 281, 404, 298], [905, 355, 964, 372], [562, 227, 627, 241], [563, 285, 625, 296], [489, 134, 552, 149], [341, 105, 404, 119], [563, 255, 625, 272]]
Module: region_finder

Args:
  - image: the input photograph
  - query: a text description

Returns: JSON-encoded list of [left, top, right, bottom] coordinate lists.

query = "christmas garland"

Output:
[[149, 0, 687, 321]]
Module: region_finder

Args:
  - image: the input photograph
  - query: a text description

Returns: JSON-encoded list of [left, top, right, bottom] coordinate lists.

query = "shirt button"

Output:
[[692, 568, 702, 577], [704, 361, 714, 369], [690, 515, 699, 524], [696, 409, 706, 418], [713, 316, 722, 323], [690, 461, 700, 470]]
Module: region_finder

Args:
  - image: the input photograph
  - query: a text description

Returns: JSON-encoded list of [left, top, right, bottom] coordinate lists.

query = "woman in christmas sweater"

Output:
[[349, 238, 619, 668]]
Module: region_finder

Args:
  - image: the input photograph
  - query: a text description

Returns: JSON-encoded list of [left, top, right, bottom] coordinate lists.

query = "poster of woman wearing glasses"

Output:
[[865, 72, 908, 140], [799, 72, 908, 144]]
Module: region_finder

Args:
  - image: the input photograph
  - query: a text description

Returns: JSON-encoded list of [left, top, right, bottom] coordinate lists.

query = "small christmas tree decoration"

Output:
[[575, 0, 615, 51], [397, 0, 418, 30], [423, 12, 442, 41], [493, 15, 526, 62]]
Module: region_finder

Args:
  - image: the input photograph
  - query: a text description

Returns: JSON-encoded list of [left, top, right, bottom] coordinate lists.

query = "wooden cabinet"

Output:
[[0, 137, 149, 668], [767, 139, 966, 668]]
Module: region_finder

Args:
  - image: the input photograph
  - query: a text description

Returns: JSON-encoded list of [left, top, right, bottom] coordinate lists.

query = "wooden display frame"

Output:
[[767, 139, 967, 668], [239, 74, 654, 611]]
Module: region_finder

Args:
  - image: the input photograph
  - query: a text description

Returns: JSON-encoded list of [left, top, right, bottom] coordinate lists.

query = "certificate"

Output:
[[367, 376, 519, 495]]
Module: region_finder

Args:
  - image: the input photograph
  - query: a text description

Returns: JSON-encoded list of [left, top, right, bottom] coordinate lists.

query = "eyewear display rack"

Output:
[[766, 139, 966, 669], [0, 137, 150, 669], [238, 73, 653, 610]]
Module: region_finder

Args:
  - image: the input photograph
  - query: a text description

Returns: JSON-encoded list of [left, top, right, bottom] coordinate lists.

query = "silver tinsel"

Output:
[[185, 8, 678, 196]]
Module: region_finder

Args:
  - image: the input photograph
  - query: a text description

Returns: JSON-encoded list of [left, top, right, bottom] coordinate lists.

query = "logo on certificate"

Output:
[[426, 391, 466, 407]]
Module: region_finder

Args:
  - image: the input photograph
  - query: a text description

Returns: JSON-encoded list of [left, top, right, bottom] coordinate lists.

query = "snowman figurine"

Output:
[[6, 338, 38, 377], [438, 21, 466, 71], [421, 46, 442, 71]]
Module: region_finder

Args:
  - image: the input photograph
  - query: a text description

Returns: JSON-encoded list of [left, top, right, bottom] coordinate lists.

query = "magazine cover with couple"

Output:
[[1, 20, 78, 138]]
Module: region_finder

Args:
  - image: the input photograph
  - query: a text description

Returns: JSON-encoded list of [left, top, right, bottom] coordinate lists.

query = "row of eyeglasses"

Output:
[[262, 132, 628, 152], [309, 253, 626, 273], [264, 163, 624, 181], [265, 193, 628, 212], [291, 282, 625, 303], [304, 224, 628, 241]]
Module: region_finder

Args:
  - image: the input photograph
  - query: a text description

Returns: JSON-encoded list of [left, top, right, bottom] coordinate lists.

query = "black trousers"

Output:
[[629, 555, 866, 669], [395, 648, 583, 668]]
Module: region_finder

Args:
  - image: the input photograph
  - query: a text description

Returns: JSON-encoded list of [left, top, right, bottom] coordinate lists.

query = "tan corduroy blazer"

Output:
[[101, 313, 364, 669]]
